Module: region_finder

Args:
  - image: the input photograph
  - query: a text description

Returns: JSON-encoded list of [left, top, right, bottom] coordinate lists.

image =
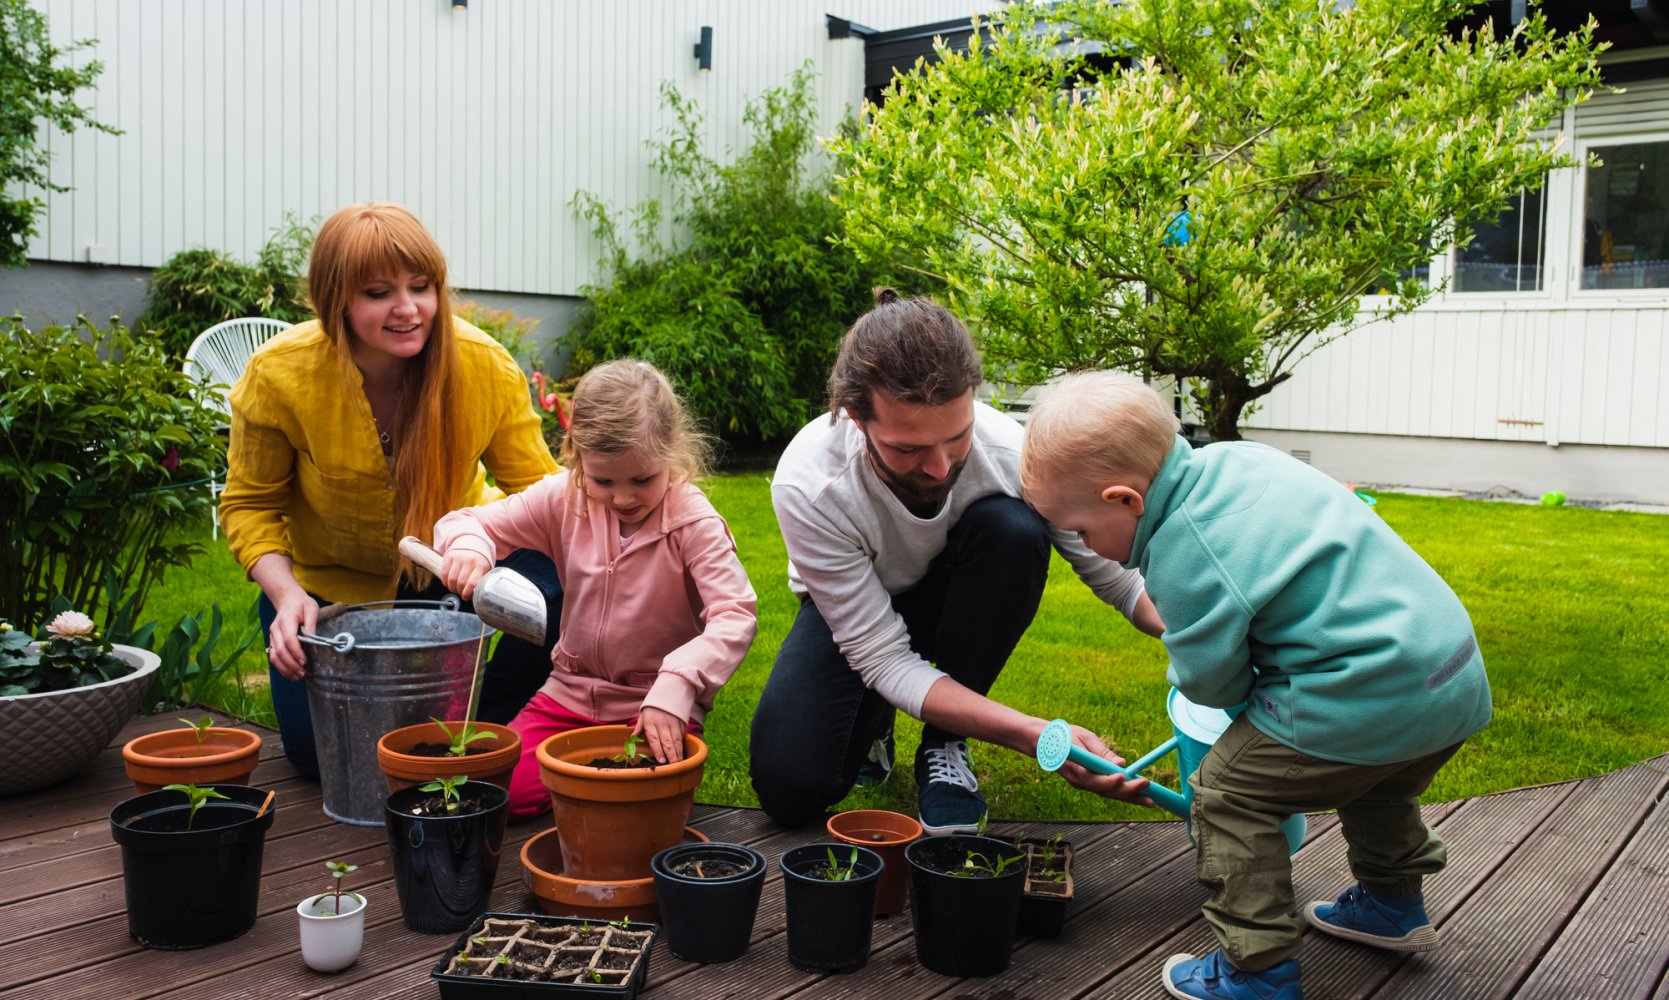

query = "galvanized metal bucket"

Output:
[[299, 598, 496, 826]]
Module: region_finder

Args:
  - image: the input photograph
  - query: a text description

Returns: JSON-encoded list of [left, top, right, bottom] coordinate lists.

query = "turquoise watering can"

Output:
[[1034, 688, 1306, 855]]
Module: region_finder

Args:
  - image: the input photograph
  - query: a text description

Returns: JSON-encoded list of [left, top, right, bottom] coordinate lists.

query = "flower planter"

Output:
[[108, 783, 275, 949], [779, 843, 883, 974], [297, 891, 368, 972], [431, 912, 657, 999], [521, 825, 708, 922], [905, 834, 1026, 977], [826, 809, 921, 917], [376, 720, 521, 794], [650, 842, 766, 963], [536, 725, 707, 882], [385, 780, 510, 934], [1016, 836, 1075, 938], [122, 724, 263, 795], [0, 644, 159, 794]]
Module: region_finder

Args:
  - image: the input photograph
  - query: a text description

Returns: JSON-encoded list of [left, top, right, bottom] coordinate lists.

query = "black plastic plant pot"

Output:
[[778, 842, 883, 974], [108, 784, 276, 950], [905, 834, 1026, 977], [430, 911, 658, 999], [650, 842, 766, 963], [386, 780, 511, 934], [1016, 837, 1075, 938]]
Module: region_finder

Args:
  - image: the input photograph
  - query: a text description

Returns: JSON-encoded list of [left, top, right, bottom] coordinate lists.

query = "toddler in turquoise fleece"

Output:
[[1019, 371, 1491, 1000]]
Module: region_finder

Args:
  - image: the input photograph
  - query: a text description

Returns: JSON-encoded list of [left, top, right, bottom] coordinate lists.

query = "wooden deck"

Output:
[[2, 712, 1664, 999]]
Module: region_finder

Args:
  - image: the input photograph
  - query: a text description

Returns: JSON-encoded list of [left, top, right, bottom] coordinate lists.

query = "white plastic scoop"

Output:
[[397, 536, 547, 645]]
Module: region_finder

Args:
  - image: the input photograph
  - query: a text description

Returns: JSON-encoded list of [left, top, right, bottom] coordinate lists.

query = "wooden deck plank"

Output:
[[1514, 757, 1669, 1000], [4, 716, 1668, 999]]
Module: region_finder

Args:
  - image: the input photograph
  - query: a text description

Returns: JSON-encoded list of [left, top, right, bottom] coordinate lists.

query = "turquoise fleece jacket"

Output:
[[1129, 437, 1491, 765]]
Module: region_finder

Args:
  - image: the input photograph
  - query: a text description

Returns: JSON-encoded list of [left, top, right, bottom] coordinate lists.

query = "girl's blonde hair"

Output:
[[307, 202, 460, 586], [1020, 371, 1181, 500], [560, 359, 712, 512]]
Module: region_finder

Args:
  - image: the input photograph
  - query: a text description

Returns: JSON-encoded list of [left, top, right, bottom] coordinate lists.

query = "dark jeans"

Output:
[[748, 495, 1050, 826], [262, 547, 562, 779]]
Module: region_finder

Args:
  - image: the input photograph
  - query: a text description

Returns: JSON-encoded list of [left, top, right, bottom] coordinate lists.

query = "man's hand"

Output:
[[1055, 725, 1155, 807]]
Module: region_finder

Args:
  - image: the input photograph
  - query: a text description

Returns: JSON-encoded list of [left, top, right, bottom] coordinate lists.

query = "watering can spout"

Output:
[[1033, 718, 1190, 817]]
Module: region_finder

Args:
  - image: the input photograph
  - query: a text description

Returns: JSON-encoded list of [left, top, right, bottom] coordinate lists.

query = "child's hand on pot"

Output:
[[439, 548, 492, 600], [635, 706, 685, 764]]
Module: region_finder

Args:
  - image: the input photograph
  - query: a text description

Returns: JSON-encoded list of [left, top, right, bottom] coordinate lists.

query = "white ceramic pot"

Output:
[[0, 644, 160, 794], [296, 892, 368, 973]]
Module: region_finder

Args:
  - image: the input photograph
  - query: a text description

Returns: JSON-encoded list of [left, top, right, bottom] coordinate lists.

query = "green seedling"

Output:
[[589, 970, 603, 983], [611, 733, 645, 765], [418, 775, 469, 813], [822, 846, 860, 882], [308, 860, 362, 914], [957, 849, 1023, 878], [178, 714, 215, 744], [163, 783, 229, 829], [429, 717, 498, 757], [609, 914, 631, 930]]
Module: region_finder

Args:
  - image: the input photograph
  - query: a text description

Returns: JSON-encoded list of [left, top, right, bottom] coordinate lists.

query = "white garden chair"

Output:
[[183, 317, 293, 538]]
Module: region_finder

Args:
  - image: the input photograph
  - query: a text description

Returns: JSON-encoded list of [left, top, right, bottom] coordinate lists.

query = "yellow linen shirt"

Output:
[[220, 318, 558, 605]]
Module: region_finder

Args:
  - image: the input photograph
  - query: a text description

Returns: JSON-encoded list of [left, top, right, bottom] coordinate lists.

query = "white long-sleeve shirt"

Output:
[[771, 401, 1146, 716]]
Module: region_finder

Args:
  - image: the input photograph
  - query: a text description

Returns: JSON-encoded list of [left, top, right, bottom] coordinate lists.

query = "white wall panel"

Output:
[[22, 0, 1000, 293]]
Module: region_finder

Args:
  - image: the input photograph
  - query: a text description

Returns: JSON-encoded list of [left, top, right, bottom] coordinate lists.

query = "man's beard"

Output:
[[862, 431, 968, 513]]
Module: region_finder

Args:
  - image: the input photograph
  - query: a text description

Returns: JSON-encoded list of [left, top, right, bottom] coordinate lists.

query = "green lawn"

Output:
[[142, 478, 1669, 822]]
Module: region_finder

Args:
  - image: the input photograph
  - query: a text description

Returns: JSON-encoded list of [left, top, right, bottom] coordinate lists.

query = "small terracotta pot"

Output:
[[827, 809, 922, 916], [375, 720, 521, 794], [520, 824, 708, 921], [536, 724, 707, 882], [121, 726, 262, 795]]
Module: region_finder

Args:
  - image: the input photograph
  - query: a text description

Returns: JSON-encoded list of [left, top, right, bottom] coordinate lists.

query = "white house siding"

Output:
[[1244, 75, 1669, 492], [22, 0, 1000, 295]]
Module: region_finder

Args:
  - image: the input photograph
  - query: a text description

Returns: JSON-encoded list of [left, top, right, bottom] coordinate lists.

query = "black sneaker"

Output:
[[915, 738, 987, 836], [855, 729, 895, 787]]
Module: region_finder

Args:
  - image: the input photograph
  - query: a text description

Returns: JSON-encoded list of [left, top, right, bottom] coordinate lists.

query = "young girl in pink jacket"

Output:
[[434, 359, 758, 820]]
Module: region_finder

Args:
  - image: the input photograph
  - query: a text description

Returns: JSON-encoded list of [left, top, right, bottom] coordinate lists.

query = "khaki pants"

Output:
[[1189, 716, 1462, 970]]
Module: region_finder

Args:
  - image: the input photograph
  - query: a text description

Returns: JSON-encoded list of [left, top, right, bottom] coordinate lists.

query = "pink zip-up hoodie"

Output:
[[433, 471, 757, 724]]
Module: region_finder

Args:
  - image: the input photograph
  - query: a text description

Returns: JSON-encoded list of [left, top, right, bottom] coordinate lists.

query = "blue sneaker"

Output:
[[1162, 951, 1302, 1000], [855, 728, 895, 787], [915, 738, 986, 835], [1303, 884, 1438, 952]]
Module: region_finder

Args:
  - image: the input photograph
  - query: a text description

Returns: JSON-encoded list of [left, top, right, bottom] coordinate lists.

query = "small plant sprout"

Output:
[[418, 775, 469, 813], [429, 717, 498, 757], [611, 733, 645, 765], [610, 914, 632, 930], [589, 970, 603, 984], [823, 846, 860, 882], [163, 783, 229, 829], [958, 849, 1023, 878], [309, 860, 362, 914], [178, 714, 215, 744]]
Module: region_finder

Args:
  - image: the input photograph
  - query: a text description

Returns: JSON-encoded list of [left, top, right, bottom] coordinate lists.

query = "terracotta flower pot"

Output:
[[827, 809, 922, 916], [520, 824, 708, 922], [122, 725, 263, 795], [375, 720, 521, 794], [535, 724, 707, 882]]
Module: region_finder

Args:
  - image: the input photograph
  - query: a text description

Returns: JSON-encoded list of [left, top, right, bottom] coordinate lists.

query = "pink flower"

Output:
[[161, 448, 180, 475], [47, 611, 95, 638]]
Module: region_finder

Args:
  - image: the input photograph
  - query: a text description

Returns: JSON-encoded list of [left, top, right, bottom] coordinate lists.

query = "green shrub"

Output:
[[0, 316, 225, 632], [569, 65, 894, 444], [138, 214, 315, 357], [456, 298, 538, 365]]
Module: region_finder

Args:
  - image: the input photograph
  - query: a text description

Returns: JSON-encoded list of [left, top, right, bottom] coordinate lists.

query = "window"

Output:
[[1454, 186, 1546, 293], [1582, 139, 1669, 290]]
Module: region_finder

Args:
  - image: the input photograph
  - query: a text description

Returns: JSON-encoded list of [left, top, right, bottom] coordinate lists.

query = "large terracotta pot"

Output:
[[827, 808, 922, 916], [375, 720, 521, 794], [122, 724, 262, 794], [0, 644, 160, 795], [535, 724, 707, 881]]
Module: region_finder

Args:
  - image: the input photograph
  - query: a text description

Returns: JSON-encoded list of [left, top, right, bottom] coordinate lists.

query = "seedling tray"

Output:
[[1016, 838, 1075, 938], [430, 912, 657, 999]]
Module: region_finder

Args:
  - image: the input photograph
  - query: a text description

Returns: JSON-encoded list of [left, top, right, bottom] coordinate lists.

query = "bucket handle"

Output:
[[1034, 719, 1190, 817], [296, 596, 463, 654]]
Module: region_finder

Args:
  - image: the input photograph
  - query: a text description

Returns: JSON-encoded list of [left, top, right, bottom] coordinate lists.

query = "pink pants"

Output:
[[506, 692, 703, 821]]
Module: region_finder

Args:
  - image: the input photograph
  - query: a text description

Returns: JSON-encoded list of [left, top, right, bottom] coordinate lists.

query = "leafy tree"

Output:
[[0, 0, 118, 268], [571, 66, 893, 445], [831, 0, 1601, 440]]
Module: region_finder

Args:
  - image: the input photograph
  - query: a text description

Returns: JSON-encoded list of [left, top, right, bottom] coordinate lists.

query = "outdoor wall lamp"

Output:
[[452, 0, 466, 10], [694, 26, 713, 72]]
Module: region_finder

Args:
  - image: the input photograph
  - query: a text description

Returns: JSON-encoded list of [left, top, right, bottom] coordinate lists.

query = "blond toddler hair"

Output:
[[560, 359, 713, 513], [1020, 371, 1181, 498]]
